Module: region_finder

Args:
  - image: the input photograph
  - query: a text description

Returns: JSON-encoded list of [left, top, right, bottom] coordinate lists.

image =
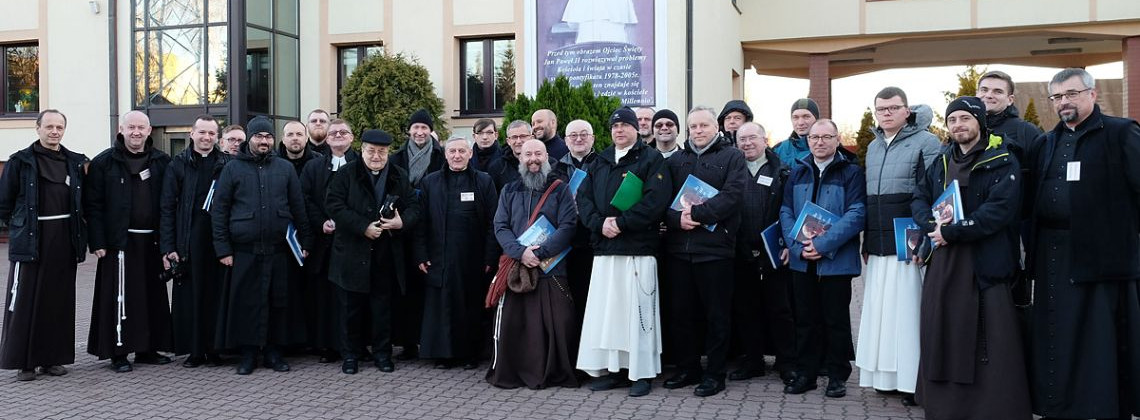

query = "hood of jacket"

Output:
[[718, 99, 754, 129]]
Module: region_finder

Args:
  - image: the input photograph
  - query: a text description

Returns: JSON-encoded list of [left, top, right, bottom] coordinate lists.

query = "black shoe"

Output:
[[263, 354, 290, 372], [588, 373, 632, 391], [341, 359, 359, 375], [434, 359, 455, 369], [694, 377, 726, 397], [375, 357, 395, 372], [728, 366, 765, 381], [182, 355, 204, 368], [783, 375, 817, 394], [318, 349, 340, 364], [462, 360, 479, 370], [824, 378, 846, 398], [395, 347, 418, 361], [38, 365, 67, 376], [629, 379, 652, 397], [134, 352, 173, 365], [236, 356, 256, 375], [110, 356, 133, 373], [663, 371, 702, 389], [205, 353, 225, 367], [901, 393, 918, 407], [16, 369, 36, 381], [779, 370, 797, 386]]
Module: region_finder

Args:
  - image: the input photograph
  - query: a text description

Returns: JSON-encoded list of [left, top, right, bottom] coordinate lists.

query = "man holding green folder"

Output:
[[576, 107, 672, 397]]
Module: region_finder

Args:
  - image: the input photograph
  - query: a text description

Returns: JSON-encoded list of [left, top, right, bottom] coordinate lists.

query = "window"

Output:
[[2, 44, 38, 115], [132, 0, 229, 107], [460, 37, 515, 115], [337, 44, 383, 113]]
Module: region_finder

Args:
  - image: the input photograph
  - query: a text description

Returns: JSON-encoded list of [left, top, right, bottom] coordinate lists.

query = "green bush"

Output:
[[502, 75, 623, 152], [340, 52, 449, 150]]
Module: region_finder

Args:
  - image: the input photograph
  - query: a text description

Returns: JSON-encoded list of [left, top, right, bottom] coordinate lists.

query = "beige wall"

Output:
[[690, 0, 743, 111]]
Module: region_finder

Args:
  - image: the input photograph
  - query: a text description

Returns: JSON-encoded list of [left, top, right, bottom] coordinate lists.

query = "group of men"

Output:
[[0, 67, 1138, 420]]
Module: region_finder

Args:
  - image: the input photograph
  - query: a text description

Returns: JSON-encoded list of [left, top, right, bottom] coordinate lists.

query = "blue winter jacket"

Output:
[[779, 152, 866, 276]]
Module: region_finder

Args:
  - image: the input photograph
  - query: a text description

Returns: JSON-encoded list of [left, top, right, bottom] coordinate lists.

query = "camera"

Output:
[[158, 259, 188, 282], [379, 194, 399, 219]]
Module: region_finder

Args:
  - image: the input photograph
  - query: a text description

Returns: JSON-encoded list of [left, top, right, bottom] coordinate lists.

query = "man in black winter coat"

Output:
[[159, 114, 230, 368], [977, 70, 1042, 166], [662, 106, 750, 398], [211, 116, 312, 375], [85, 110, 174, 373]]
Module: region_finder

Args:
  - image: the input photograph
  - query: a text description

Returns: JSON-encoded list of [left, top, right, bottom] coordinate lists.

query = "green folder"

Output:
[[609, 171, 644, 211]]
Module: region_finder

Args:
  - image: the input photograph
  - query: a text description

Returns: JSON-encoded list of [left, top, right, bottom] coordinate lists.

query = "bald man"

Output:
[[531, 109, 569, 160]]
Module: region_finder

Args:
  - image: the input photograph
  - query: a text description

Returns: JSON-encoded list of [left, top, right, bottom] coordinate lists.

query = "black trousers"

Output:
[[668, 257, 734, 378], [732, 258, 796, 373], [791, 271, 854, 381], [337, 253, 397, 360]]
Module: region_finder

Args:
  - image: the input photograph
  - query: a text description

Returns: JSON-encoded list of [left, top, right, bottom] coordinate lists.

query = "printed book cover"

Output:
[[893, 217, 924, 262], [669, 174, 720, 232], [932, 179, 965, 225], [789, 201, 839, 245], [760, 222, 784, 269], [286, 223, 304, 267], [517, 215, 570, 274]]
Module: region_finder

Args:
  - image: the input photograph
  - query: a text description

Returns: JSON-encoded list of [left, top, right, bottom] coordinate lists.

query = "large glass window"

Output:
[[337, 44, 383, 113], [245, 0, 299, 121], [2, 44, 38, 115], [132, 0, 228, 107], [460, 37, 515, 115]]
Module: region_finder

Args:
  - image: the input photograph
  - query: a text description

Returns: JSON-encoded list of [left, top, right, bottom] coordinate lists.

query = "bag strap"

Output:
[[528, 179, 564, 225]]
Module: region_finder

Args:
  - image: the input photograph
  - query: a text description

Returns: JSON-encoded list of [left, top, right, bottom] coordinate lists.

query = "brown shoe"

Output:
[[16, 369, 36, 381], [38, 366, 67, 376]]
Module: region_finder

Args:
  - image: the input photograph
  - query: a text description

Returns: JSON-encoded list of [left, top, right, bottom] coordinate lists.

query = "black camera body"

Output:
[[158, 259, 189, 282], [379, 194, 399, 220]]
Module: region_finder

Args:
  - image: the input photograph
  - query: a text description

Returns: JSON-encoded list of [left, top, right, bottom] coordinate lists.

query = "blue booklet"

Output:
[[516, 215, 570, 274], [932, 179, 965, 225], [669, 174, 719, 232], [568, 168, 587, 197], [760, 222, 784, 269], [893, 217, 923, 262], [789, 201, 839, 245], [286, 223, 304, 267]]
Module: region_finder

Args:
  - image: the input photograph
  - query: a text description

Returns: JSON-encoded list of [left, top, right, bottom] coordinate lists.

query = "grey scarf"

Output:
[[407, 140, 432, 185]]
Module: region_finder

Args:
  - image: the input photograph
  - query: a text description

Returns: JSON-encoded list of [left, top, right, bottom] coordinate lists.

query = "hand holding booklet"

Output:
[[516, 215, 570, 274], [286, 223, 304, 267], [789, 201, 839, 245], [670, 174, 719, 232], [932, 179, 965, 225]]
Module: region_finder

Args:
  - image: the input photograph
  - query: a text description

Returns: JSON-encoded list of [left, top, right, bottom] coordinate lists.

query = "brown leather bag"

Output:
[[484, 179, 563, 308]]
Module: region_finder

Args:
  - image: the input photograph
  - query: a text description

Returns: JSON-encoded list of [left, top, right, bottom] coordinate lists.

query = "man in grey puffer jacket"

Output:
[[854, 87, 941, 406]]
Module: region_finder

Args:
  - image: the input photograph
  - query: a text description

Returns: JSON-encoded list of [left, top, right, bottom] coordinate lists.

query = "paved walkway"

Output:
[[0, 243, 928, 420]]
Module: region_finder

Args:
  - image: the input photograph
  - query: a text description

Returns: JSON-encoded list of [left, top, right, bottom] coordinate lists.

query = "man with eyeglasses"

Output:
[[1023, 67, 1140, 420], [469, 118, 502, 173], [300, 119, 360, 365], [855, 86, 940, 406], [781, 119, 866, 399], [556, 119, 598, 353], [212, 116, 312, 375], [220, 125, 245, 155], [486, 120, 535, 191], [977, 71, 1042, 167], [85, 110, 174, 373], [306, 109, 332, 156], [636, 107, 655, 142], [648, 109, 683, 158]]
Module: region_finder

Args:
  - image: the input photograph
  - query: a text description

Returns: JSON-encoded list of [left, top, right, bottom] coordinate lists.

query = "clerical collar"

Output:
[[331, 154, 346, 171]]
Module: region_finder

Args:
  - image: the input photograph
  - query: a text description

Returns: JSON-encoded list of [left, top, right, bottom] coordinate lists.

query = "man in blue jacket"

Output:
[[780, 119, 866, 398]]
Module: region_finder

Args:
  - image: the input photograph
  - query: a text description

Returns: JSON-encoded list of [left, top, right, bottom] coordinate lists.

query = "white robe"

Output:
[[855, 255, 923, 392], [575, 255, 661, 380]]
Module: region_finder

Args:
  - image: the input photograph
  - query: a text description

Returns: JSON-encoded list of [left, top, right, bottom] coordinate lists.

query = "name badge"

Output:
[[460, 192, 475, 202], [1066, 161, 1080, 182], [139, 168, 151, 181], [756, 175, 774, 186]]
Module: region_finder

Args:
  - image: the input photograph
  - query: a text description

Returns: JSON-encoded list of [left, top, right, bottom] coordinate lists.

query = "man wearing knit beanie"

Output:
[[773, 98, 819, 168], [650, 109, 682, 158]]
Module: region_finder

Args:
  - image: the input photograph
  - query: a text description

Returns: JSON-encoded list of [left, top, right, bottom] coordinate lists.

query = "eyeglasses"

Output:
[[807, 134, 837, 142], [329, 130, 352, 137], [507, 134, 532, 141], [1047, 88, 1092, 103], [653, 121, 675, 129], [874, 105, 905, 115], [566, 132, 592, 140], [476, 130, 496, 136]]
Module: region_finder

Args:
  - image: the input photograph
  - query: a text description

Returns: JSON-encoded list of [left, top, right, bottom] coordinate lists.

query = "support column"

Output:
[[1124, 36, 1140, 120], [807, 54, 832, 118]]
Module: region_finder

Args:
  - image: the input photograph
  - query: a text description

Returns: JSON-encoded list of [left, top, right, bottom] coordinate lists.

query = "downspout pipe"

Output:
[[685, 0, 693, 114], [108, 0, 118, 144]]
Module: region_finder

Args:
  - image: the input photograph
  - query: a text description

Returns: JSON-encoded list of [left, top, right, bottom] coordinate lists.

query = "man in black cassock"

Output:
[[326, 129, 421, 375], [159, 114, 229, 368], [300, 118, 359, 363], [1023, 68, 1140, 420], [211, 116, 312, 375], [85, 110, 174, 373], [414, 135, 498, 370], [0, 110, 88, 381]]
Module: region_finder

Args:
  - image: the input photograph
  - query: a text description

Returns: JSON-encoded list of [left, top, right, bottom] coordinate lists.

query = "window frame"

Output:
[[336, 44, 384, 114], [458, 36, 514, 117], [1, 42, 40, 118]]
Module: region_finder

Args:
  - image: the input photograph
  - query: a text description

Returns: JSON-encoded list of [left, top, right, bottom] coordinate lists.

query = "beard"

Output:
[[309, 128, 327, 143], [1057, 105, 1079, 123], [518, 159, 552, 190]]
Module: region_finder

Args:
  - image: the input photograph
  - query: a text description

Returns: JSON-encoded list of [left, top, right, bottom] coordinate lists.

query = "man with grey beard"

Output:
[[487, 139, 578, 389]]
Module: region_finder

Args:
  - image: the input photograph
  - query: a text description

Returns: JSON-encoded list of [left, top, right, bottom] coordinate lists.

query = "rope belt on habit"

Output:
[[117, 250, 126, 346], [127, 229, 154, 234], [7, 262, 20, 312], [37, 214, 70, 221]]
